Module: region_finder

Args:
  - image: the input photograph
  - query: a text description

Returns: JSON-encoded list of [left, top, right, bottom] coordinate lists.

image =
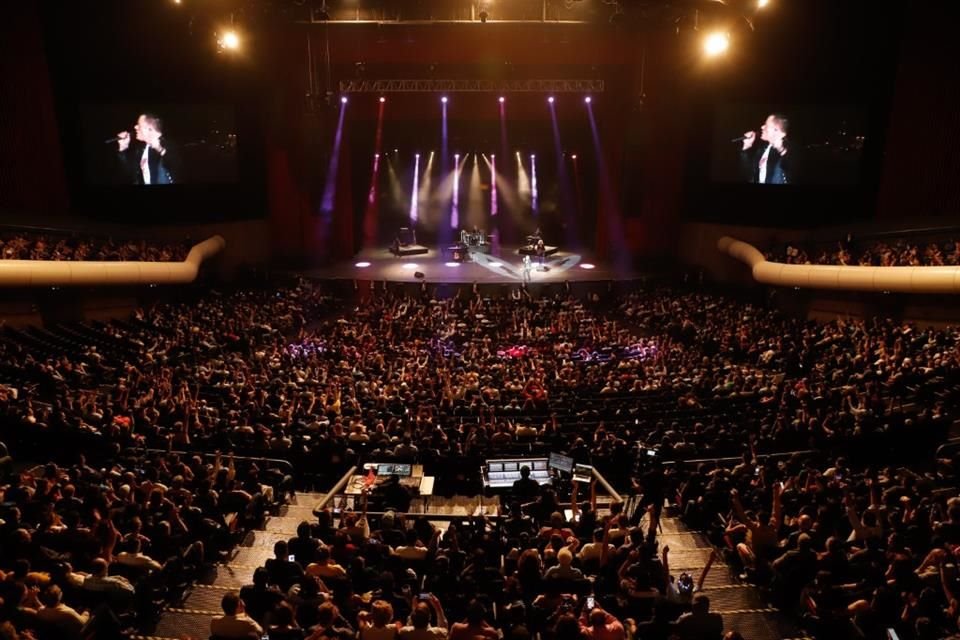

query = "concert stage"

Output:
[[302, 245, 634, 284], [389, 244, 430, 257], [518, 244, 560, 257]]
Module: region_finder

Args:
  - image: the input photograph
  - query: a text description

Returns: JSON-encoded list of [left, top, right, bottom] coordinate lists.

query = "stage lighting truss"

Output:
[[337, 79, 604, 94]]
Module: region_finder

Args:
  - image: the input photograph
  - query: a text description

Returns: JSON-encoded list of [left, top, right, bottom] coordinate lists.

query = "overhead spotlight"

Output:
[[340, 96, 348, 104], [479, 10, 488, 23], [584, 96, 592, 104], [703, 32, 730, 57], [172, 0, 182, 4], [379, 96, 386, 103], [498, 96, 505, 104], [441, 96, 448, 104], [218, 30, 240, 51], [571, 154, 578, 160], [547, 96, 555, 104], [374, 153, 379, 158], [491, 154, 495, 159], [415, 153, 420, 158], [757, 0, 770, 7]]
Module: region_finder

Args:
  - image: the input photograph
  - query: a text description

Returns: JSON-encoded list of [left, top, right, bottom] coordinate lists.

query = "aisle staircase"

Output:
[[138, 495, 810, 640], [137, 491, 327, 640], [653, 512, 810, 640]]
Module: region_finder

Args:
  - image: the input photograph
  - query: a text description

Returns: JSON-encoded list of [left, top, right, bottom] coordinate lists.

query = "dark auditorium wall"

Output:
[[0, 4, 70, 216], [877, 2, 960, 219]]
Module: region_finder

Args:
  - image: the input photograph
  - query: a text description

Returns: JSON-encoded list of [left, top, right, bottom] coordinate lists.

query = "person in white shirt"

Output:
[[392, 528, 435, 561], [579, 528, 616, 564], [115, 538, 163, 572], [210, 591, 263, 639], [36, 585, 89, 639], [83, 558, 136, 600]]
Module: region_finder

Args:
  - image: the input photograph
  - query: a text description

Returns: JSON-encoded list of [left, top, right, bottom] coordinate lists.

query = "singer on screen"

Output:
[[114, 113, 179, 185], [739, 113, 792, 185]]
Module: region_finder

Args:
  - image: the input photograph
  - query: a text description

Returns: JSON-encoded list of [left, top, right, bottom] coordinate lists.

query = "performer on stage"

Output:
[[535, 238, 546, 269], [521, 255, 532, 283]]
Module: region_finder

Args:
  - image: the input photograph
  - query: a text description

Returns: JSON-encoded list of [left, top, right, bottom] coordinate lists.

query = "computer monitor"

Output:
[[504, 462, 519, 472], [377, 463, 412, 477], [548, 452, 574, 474], [573, 464, 593, 483], [488, 462, 504, 473], [532, 460, 548, 471]]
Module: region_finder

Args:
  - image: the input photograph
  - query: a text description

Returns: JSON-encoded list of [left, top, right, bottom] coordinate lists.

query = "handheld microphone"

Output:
[[104, 136, 125, 144], [730, 136, 748, 143]]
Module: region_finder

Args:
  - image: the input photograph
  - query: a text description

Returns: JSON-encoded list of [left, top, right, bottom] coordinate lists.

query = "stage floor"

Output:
[[301, 246, 635, 284]]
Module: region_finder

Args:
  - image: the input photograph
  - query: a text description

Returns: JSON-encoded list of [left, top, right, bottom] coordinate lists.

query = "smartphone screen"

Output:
[[288, 555, 296, 562], [586, 596, 595, 609]]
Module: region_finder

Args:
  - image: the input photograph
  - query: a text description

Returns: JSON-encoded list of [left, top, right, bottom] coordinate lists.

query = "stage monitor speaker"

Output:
[[398, 227, 414, 246], [414, 271, 425, 279]]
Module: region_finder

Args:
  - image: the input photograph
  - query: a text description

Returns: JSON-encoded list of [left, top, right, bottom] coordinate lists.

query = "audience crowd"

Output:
[[0, 279, 958, 640], [0, 231, 190, 262], [767, 236, 960, 267]]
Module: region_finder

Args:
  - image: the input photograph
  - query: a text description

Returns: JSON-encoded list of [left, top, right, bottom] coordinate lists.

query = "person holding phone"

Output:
[[399, 595, 448, 640], [265, 540, 305, 592], [578, 604, 625, 640]]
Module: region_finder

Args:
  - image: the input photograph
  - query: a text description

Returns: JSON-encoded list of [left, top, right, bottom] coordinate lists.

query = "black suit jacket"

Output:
[[117, 141, 179, 185], [740, 143, 792, 185]]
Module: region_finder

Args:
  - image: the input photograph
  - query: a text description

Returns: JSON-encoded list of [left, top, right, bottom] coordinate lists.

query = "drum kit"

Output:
[[461, 229, 490, 248]]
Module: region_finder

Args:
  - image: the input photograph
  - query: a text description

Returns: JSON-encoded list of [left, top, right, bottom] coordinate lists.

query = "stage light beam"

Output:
[[491, 154, 498, 217], [757, 0, 770, 7], [451, 153, 460, 229], [530, 154, 538, 216], [409, 154, 420, 223], [704, 32, 730, 57]]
